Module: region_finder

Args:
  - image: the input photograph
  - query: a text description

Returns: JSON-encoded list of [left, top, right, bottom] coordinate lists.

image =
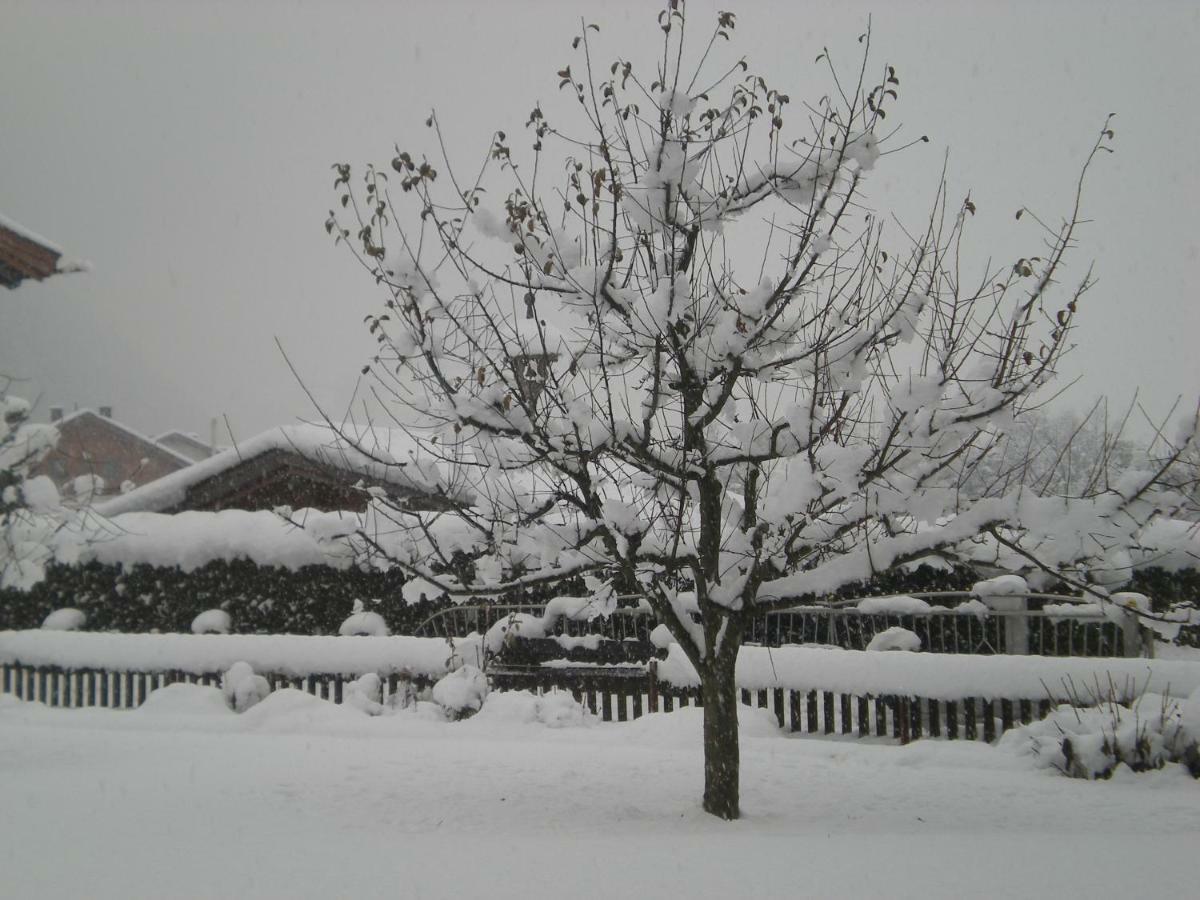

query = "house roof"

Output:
[[0, 212, 89, 288], [95, 423, 458, 516], [154, 430, 215, 460], [53, 410, 195, 467]]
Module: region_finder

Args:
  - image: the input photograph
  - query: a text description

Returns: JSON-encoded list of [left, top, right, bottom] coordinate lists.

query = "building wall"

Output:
[[30, 412, 190, 498]]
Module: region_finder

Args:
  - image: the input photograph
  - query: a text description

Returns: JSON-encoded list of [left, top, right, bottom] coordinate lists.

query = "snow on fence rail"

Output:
[[657, 644, 1200, 701], [0, 631, 458, 679]]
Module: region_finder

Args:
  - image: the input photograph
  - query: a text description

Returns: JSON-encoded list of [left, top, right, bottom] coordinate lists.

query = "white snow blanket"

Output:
[[1, 688, 1197, 900], [74, 509, 361, 572], [657, 643, 1200, 701], [0, 630, 457, 679]]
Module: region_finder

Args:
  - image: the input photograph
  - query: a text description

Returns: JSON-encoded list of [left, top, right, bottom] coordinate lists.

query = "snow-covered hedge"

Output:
[[0, 558, 447, 636], [656, 644, 1200, 701], [0, 630, 466, 679]]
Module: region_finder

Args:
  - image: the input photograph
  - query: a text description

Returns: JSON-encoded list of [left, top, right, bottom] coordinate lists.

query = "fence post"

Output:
[[647, 660, 659, 713], [1120, 609, 1144, 658], [986, 594, 1029, 655]]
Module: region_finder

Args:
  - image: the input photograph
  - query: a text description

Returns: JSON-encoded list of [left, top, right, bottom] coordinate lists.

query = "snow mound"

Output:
[[952, 598, 990, 619], [973, 574, 1028, 597], [191, 609, 231, 635], [344, 672, 384, 715], [474, 690, 589, 728], [221, 661, 271, 712], [236, 687, 368, 732], [865, 626, 922, 652], [41, 608, 86, 631], [339, 610, 389, 637], [432, 665, 488, 719], [622, 705, 782, 746], [856, 595, 932, 616], [137, 683, 232, 717]]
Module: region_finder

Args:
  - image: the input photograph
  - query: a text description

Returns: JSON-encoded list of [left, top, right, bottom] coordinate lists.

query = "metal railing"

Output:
[[412, 602, 654, 643], [754, 593, 1129, 657], [411, 591, 1144, 657]]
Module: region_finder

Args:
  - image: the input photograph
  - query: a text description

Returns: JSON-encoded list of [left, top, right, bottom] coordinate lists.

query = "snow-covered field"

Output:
[[1, 687, 1195, 900]]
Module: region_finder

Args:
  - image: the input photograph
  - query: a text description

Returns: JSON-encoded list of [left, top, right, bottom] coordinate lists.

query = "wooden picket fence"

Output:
[[4, 657, 1053, 744], [0, 662, 427, 710], [488, 662, 1049, 743]]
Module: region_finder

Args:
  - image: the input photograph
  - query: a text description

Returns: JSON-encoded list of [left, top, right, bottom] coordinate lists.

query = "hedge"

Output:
[[0, 558, 1194, 643], [0, 559, 450, 636]]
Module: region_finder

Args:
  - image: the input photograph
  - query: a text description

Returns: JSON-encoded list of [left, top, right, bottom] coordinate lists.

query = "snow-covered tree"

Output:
[[326, 5, 1199, 818], [1, 388, 65, 590]]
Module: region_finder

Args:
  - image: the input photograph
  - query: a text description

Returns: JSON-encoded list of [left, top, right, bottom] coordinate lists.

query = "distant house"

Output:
[[96, 424, 459, 516], [0, 213, 87, 289], [154, 430, 216, 463], [30, 408, 193, 500]]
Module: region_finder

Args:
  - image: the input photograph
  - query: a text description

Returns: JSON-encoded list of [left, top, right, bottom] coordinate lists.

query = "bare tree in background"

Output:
[[326, 3, 1198, 818], [956, 401, 1141, 501]]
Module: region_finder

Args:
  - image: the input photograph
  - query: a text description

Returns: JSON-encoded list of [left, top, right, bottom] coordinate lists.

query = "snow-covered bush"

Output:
[[431, 665, 487, 720], [338, 599, 390, 636], [221, 661, 272, 713], [344, 672, 384, 715], [191, 609, 232, 635], [1001, 684, 1200, 780], [1, 394, 67, 591], [41, 607, 86, 631]]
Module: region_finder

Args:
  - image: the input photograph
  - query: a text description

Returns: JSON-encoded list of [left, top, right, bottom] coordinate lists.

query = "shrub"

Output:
[[1001, 678, 1200, 779]]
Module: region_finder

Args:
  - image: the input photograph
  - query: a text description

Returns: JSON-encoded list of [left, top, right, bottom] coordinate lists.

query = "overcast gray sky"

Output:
[[3, 0, 1197, 444]]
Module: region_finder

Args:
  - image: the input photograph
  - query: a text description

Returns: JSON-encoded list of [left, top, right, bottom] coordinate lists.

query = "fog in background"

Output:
[[2, 0, 1197, 445]]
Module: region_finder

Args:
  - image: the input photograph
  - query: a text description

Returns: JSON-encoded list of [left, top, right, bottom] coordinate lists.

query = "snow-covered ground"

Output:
[[1, 688, 1195, 900]]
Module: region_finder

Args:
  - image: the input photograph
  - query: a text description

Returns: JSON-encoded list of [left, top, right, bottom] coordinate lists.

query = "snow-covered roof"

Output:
[[95, 423, 453, 516], [54, 409, 194, 467], [154, 430, 208, 445], [0, 211, 63, 255], [154, 430, 214, 461], [0, 211, 90, 280]]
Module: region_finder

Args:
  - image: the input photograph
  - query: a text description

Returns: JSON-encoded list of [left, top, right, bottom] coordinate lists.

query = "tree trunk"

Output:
[[700, 657, 740, 820]]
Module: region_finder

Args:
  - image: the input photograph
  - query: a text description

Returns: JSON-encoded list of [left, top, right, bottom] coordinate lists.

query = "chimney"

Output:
[[98, 405, 113, 419], [50, 406, 64, 422]]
